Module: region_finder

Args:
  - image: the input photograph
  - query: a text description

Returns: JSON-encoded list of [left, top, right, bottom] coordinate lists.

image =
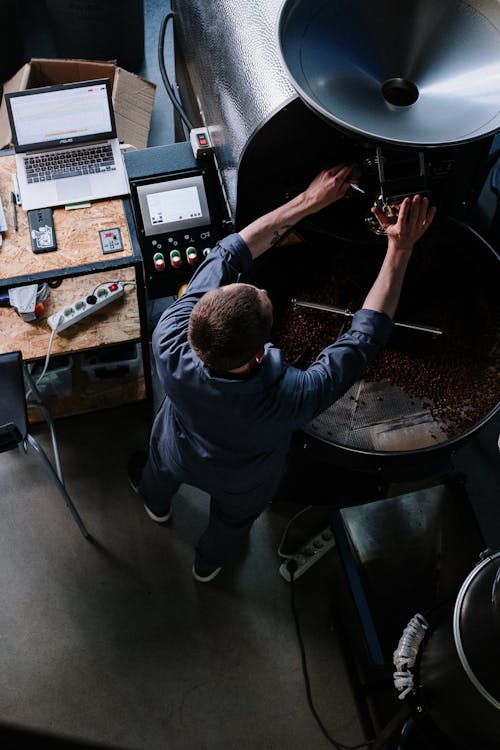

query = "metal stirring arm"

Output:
[[291, 299, 443, 336]]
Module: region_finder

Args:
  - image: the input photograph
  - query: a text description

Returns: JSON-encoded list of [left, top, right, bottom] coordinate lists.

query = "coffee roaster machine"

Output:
[[168, 1, 500, 746]]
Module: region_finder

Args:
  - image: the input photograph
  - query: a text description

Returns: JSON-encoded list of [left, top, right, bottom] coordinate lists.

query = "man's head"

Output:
[[188, 283, 273, 371]]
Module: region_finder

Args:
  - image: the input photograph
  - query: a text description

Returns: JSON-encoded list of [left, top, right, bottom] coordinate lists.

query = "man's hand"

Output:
[[371, 194, 437, 251], [240, 163, 360, 258], [303, 164, 359, 213], [363, 194, 437, 319]]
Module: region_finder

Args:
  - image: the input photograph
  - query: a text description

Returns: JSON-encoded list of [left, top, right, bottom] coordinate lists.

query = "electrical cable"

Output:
[[35, 322, 58, 385], [25, 318, 62, 400], [277, 504, 313, 560], [27, 278, 135, 397], [287, 560, 379, 750], [279, 511, 384, 749], [158, 11, 194, 133]]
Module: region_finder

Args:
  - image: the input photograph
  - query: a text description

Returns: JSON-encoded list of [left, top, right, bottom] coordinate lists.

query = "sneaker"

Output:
[[192, 558, 222, 583], [144, 504, 172, 525], [127, 451, 171, 525]]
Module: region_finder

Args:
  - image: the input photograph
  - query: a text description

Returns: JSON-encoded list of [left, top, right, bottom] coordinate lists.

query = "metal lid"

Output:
[[453, 551, 500, 708], [277, 0, 500, 146]]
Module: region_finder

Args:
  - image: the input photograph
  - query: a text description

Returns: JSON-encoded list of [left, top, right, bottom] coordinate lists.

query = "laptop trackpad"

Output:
[[56, 177, 92, 203]]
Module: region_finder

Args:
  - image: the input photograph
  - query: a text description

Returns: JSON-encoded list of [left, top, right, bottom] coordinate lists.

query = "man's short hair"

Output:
[[188, 284, 272, 371]]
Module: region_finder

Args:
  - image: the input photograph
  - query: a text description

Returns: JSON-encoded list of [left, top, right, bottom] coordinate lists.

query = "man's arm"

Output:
[[289, 195, 436, 424], [239, 165, 356, 258], [363, 194, 436, 319]]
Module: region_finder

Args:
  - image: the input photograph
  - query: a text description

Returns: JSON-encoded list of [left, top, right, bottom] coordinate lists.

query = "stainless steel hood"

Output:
[[277, 0, 500, 147], [172, 0, 297, 216], [172, 0, 500, 223]]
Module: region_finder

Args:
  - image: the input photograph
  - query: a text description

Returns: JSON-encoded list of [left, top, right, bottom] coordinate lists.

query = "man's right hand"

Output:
[[240, 163, 359, 258], [302, 164, 359, 213]]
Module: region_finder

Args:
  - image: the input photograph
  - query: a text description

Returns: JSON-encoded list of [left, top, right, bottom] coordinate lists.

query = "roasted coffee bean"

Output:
[[272, 262, 499, 437]]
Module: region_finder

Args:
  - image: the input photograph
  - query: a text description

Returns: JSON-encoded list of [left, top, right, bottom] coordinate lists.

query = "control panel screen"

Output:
[[136, 174, 210, 236]]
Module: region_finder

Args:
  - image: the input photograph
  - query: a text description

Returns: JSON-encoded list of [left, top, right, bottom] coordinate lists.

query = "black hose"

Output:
[[158, 11, 194, 133]]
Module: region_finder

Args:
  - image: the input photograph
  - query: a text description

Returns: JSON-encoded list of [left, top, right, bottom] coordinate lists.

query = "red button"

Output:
[[109, 283, 118, 291], [154, 257, 165, 271], [170, 250, 182, 268], [186, 247, 198, 265]]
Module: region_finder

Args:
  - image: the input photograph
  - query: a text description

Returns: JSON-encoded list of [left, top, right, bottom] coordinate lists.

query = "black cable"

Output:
[[397, 718, 414, 750], [158, 11, 194, 133], [287, 560, 378, 750]]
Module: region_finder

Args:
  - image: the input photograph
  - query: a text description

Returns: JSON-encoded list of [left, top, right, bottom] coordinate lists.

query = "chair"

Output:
[[0, 350, 89, 538]]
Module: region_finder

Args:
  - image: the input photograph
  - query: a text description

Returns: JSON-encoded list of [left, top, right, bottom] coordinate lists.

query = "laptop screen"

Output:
[[6, 79, 116, 151]]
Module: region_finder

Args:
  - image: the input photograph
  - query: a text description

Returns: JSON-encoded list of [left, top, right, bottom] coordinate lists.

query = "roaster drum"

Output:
[[266, 216, 500, 480]]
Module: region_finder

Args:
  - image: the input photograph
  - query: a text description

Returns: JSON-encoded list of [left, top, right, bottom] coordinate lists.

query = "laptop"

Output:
[[5, 79, 130, 211]]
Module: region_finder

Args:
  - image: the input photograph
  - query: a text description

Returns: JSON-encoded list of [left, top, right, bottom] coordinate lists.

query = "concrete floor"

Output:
[[1, 398, 498, 750], [0, 400, 365, 750], [1, 2, 500, 748]]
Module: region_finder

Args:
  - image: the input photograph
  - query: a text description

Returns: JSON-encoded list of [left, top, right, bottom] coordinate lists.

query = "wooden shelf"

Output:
[[0, 267, 142, 360], [28, 349, 146, 423], [0, 151, 150, 420]]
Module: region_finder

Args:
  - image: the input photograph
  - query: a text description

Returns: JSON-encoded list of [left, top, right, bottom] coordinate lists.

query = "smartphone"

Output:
[[28, 207, 57, 253]]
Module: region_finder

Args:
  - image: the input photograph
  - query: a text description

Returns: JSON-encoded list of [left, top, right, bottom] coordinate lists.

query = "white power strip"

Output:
[[279, 526, 336, 582], [47, 282, 124, 332]]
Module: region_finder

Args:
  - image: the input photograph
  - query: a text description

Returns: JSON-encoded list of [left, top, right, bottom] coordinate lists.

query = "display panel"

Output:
[[136, 175, 210, 236], [6, 79, 116, 150]]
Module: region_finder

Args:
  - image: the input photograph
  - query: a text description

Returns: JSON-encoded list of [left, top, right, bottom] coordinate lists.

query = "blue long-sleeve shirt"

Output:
[[150, 233, 393, 500]]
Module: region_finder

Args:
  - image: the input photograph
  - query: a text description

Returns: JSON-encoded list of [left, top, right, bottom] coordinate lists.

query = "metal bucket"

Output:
[[415, 551, 500, 749]]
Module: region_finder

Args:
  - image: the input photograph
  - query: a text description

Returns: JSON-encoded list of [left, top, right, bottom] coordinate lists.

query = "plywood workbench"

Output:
[[0, 152, 150, 418]]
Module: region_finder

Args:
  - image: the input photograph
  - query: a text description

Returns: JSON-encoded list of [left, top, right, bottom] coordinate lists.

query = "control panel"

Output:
[[125, 142, 229, 298]]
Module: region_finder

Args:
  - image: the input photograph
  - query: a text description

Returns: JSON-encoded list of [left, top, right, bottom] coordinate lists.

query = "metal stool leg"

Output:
[[330, 506, 385, 666], [27, 433, 90, 539]]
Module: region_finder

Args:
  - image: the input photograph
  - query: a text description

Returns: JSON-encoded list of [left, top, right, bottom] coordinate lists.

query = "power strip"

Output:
[[279, 526, 336, 582], [47, 282, 124, 332]]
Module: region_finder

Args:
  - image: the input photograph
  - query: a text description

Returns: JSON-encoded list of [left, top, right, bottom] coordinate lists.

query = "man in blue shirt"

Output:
[[129, 164, 436, 581]]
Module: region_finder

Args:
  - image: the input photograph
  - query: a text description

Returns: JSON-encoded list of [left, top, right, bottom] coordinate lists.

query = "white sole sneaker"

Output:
[[191, 564, 222, 582], [144, 504, 171, 524]]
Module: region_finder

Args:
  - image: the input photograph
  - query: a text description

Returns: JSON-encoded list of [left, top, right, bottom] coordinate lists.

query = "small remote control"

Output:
[[28, 207, 57, 253]]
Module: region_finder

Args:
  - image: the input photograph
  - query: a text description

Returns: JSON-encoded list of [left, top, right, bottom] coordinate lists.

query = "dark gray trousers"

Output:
[[139, 443, 274, 567]]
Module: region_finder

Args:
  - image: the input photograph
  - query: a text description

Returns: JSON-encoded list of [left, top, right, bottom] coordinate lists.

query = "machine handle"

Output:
[[291, 299, 443, 336]]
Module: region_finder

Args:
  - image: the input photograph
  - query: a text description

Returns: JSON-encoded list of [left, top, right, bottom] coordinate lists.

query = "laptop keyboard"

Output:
[[25, 144, 116, 183]]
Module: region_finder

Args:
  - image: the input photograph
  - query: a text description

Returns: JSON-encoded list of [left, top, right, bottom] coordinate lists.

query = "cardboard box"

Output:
[[0, 58, 156, 150]]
